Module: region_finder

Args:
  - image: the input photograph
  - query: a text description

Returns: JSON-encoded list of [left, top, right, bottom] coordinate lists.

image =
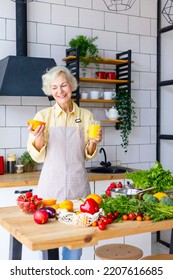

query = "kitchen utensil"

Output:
[[111, 186, 155, 198]]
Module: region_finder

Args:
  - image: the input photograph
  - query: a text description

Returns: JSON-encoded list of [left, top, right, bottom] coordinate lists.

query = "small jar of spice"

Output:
[[7, 153, 16, 174], [15, 164, 24, 174]]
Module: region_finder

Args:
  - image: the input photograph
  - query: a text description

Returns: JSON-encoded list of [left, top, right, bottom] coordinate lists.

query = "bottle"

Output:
[[0, 156, 5, 175], [7, 153, 16, 174]]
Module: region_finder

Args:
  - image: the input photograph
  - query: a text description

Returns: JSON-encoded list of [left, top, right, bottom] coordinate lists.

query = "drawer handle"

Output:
[[14, 189, 33, 194]]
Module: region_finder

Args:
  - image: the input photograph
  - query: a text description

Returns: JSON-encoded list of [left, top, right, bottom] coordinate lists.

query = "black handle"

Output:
[[14, 189, 33, 194]]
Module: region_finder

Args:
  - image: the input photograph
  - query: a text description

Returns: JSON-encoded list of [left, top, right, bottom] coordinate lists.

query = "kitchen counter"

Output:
[[0, 205, 173, 260], [0, 171, 127, 188]]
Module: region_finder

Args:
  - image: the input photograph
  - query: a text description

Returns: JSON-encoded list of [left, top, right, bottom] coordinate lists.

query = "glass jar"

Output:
[[7, 153, 16, 174], [15, 164, 24, 174]]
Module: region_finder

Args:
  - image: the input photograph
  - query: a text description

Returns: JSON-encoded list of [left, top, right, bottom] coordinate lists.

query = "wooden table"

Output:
[[0, 206, 173, 260]]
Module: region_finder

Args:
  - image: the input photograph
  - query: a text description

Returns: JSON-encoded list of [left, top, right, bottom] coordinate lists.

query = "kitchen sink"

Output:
[[86, 166, 133, 174]]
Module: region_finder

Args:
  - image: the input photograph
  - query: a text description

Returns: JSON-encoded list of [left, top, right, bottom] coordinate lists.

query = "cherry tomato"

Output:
[[100, 216, 109, 225], [98, 222, 106, 230], [107, 212, 114, 219], [134, 212, 141, 218], [113, 212, 119, 219], [144, 215, 150, 221], [107, 217, 113, 224], [128, 213, 135, 220], [136, 216, 143, 221], [122, 214, 128, 221], [91, 221, 98, 227]]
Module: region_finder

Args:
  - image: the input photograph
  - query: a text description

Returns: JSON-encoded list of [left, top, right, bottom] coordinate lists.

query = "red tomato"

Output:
[[107, 217, 113, 224], [113, 212, 119, 219], [100, 216, 109, 225], [107, 212, 114, 219], [98, 222, 106, 230], [128, 213, 135, 220]]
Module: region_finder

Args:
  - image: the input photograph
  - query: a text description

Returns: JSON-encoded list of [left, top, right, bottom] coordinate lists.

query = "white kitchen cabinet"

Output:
[[0, 185, 42, 260]]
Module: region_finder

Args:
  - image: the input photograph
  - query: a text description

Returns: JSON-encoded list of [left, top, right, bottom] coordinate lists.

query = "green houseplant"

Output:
[[69, 35, 100, 76], [20, 151, 37, 172], [115, 88, 137, 152]]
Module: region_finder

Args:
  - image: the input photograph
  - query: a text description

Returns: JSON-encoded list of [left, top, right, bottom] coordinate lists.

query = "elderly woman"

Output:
[[27, 66, 102, 260]]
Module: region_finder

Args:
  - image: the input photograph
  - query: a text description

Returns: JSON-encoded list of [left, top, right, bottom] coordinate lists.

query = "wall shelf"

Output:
[[80, 77, 132, 84], [63, 48, 132, 106], [101, 119, 120, 123], [79, 99, 115, 103], [62, 56, 130, 65]]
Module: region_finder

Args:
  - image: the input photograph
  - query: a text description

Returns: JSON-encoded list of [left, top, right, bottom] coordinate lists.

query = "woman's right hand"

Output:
[[28, 124, 46, 152]]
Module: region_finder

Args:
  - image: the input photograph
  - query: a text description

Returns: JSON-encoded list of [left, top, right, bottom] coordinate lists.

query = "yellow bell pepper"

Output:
[[86, 194, 103, 205], [153, 192, 168, 201], [59, 200, 73, 211]]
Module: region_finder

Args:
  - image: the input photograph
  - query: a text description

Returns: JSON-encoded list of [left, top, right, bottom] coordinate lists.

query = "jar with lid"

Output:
[[15, 164, 24, 174], [7, 154, 16, 174]]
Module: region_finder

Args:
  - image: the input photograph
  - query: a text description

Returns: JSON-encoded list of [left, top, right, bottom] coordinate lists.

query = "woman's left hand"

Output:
[[87, 128, 102, 155]]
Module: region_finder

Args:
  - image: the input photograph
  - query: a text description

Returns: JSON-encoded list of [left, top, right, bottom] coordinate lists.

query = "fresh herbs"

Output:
[[69, 35, 100, 76], [144, 202, 173, 222], [100, 195, 173, 222], [100, 195, 145, 217], [126, 161, 173, 193], [115, 88, 137, 152]]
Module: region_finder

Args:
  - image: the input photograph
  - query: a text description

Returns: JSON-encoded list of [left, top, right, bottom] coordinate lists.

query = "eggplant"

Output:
[[41, 207, 56, 219]]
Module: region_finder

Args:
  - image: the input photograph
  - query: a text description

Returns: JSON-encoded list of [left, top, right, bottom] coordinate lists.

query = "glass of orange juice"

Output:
[[88, 120, 100, 139]]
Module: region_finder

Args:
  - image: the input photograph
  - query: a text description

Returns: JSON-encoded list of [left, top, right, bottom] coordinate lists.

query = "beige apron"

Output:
[[37, 111, 90, 201]]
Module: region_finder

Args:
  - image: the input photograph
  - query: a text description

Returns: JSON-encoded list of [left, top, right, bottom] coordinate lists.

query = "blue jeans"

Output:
[[62, 247, 82, 260]]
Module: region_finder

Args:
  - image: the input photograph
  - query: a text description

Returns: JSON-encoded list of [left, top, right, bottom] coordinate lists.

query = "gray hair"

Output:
[[42, 66, 78, 96]]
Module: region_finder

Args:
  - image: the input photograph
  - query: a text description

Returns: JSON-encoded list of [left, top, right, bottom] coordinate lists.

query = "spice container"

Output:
[[15, 164, 24, 174], [7, 154, 16, 174]]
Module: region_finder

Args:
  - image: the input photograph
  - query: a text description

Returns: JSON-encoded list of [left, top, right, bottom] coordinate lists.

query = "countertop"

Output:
[[0, 171, 127, 188], [0, 206, 173, 251]]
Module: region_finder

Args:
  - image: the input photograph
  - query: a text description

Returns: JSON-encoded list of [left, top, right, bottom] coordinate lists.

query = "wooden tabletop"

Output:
[[0, 206, 173, 251], [0, 171, 127, 188]]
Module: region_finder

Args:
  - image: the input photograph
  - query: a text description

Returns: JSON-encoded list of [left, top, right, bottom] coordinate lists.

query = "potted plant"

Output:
[[69, 35, 100, 76], [20, 151, 37, 172], [115, 88, 137, 152]]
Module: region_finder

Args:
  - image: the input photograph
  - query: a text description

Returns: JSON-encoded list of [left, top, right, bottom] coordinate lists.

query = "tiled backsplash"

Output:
[[0, 0, 157, 171]]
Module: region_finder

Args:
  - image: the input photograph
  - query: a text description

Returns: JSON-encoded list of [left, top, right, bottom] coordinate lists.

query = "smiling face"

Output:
[[50, 72, 73, 110]]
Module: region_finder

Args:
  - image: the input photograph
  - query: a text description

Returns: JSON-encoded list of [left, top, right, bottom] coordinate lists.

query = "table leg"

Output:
[[169, 229, 173, 254], [42, 248, 59, 260], [9, 235, 22, 260]]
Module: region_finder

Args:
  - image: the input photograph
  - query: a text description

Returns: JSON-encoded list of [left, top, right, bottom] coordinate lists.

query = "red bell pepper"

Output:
[[80, 198, 99, 215]]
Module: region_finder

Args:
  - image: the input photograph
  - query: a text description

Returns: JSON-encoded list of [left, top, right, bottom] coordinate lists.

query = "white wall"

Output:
[[0, 0, 157, 170]]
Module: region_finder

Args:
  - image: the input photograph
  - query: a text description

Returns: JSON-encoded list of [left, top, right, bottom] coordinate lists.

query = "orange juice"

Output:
[[88, 122, 100, 138]]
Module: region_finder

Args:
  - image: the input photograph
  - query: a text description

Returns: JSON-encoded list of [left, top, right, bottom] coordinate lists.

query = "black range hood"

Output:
[[0, 1, 56, 97], [0, 55, 56, 96]]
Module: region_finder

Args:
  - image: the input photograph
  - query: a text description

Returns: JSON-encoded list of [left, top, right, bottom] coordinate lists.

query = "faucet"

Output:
[[99, 147, 111, 168]]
